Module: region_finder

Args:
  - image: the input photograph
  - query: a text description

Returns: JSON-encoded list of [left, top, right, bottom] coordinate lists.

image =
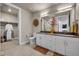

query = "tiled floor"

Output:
[[0, 39, 58, 56], [0, 39, 19, 56], [0, 40, 44, 56], [4, 45, 44, 56]]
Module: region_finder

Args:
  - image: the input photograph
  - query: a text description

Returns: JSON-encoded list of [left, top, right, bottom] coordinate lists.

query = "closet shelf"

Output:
[[0, 20, 18, 24], [0, 20, 18, 26]]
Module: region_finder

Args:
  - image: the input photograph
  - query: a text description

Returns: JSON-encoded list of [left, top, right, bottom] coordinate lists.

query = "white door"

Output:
[[66, 38, 79, 56], [55, 36, 66, 55]]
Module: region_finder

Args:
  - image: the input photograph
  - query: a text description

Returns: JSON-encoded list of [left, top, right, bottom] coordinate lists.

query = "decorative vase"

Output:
[[50, 25, 55, 33]]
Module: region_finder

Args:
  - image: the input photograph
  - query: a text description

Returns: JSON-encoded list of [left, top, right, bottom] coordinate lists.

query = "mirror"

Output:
[[33, 19, 39, 27], [41, 11, 71, 33]]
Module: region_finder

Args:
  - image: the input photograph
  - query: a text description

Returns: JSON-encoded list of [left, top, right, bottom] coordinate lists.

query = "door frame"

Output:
[[5, 3, 22, 45]]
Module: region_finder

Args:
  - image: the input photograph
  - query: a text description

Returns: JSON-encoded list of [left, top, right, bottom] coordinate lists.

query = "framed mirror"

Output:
[[33, 19, 39, 27]]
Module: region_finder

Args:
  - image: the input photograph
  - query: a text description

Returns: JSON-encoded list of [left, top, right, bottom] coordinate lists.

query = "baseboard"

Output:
[[20, 40, 29, 45]]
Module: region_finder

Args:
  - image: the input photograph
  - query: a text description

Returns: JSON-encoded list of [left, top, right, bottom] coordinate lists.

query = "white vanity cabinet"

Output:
[[55, 36, 66, 55], [36, 34, 55, 51], [46, 35, 56, 51], [36, 34, 44, 47], [36, 34, 79, 56], [65, 37, 79, 56]]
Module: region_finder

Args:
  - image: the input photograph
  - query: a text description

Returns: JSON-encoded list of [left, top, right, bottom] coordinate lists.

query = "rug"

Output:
[[34, 46, 48, 54]]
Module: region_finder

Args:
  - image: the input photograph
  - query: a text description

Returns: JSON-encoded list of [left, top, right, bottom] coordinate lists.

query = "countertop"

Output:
[[37, 32, 79, 38]]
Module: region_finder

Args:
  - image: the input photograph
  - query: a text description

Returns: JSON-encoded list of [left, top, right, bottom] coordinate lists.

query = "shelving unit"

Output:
[[0, 21, 18, 26]]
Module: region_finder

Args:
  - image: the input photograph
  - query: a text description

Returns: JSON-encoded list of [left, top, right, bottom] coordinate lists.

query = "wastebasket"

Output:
[[29, 37, 36, 48]]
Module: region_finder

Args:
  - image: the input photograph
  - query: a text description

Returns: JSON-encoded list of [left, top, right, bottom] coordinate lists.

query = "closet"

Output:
[[0, 3, 19, 56]]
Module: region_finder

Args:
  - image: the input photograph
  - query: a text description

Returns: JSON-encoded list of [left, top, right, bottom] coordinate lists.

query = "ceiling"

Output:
[[0, 3, 18, 16], [13, 3, 58, 13]]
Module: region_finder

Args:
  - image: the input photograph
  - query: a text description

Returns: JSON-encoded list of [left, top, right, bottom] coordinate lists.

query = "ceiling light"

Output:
[[8, 8, 11, 12], [56, 8, 72, 14], [57, 5, 72, 11], [40, 10, 49, 17]]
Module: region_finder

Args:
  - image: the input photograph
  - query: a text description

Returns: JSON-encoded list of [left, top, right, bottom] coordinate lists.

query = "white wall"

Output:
[[32, 12, 41, 33], [20, 9, 32, 44]]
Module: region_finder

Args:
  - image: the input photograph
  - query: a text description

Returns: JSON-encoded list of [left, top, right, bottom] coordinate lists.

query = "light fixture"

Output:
[[40, 10, 49, 17], [56, 5, 73, 14], [57, 5, 72, 11], [56, 8, 72, 14], [8, 8, 11, 12]]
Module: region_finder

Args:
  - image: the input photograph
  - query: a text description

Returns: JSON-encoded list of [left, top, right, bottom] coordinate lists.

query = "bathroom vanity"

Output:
[[36, 33, 79, 56]]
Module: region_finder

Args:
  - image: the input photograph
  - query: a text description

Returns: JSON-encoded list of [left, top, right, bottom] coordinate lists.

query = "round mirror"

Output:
[[33, 19, 39, 27]]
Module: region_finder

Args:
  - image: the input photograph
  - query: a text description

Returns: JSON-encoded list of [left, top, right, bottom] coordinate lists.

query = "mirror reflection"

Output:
[[41, 5, 78, 35]]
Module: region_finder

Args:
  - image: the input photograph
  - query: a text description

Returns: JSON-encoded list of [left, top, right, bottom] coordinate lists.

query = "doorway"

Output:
[[0, 3, 20, 56]]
